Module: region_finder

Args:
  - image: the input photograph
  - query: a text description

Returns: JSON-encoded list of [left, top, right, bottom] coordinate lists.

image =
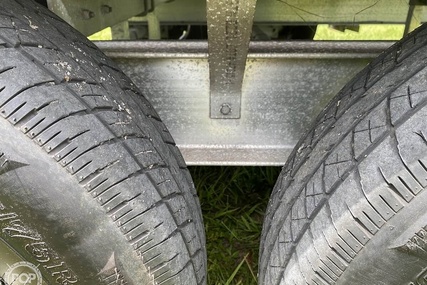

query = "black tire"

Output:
[[0, 1, 206, 284], [259, 24, 427, 284]]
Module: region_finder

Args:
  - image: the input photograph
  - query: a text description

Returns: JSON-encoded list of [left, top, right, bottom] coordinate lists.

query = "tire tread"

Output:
[[0, 1, 206, 284], [260, 23, 427, 285]]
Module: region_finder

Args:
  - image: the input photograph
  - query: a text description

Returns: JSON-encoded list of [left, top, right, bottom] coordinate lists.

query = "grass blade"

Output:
[[225, 253, 249, 285]]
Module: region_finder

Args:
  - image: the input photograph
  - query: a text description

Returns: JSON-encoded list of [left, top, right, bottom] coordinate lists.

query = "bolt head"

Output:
[[220, 103, 232, 115], [82, 9, 95, 19], [101, 5, 113, 14]]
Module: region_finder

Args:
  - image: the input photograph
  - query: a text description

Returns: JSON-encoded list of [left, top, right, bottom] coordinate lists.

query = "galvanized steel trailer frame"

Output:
[[47, 0, 427, 165], [97, 41, 391, 165]]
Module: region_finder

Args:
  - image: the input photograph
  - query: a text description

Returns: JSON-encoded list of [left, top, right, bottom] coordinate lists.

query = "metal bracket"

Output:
[[206, 0, 257, 119], [47, 0, 153, 36]]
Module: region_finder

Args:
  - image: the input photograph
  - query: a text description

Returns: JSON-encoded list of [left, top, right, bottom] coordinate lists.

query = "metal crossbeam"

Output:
[[97, 41, 392, 165]]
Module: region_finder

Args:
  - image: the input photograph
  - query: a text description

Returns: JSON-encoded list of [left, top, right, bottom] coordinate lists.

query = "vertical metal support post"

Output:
[[404, 0, 427, 35], [147, 12, 161, 40], [111, 21, 130, 39], [206, 0, 257, 119]]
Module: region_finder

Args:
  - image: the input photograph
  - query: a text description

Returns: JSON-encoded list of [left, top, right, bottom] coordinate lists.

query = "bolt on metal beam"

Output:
[[206, 0, 257, 119]]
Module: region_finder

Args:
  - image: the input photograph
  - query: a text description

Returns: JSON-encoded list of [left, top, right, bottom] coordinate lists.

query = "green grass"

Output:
[[314, 24, 405, 40], [189, 166, 281, 285]]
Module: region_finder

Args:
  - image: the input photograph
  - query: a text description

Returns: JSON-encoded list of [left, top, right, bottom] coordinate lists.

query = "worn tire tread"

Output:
[[0, 1, 206, 284], [260, 24, 427, 285]]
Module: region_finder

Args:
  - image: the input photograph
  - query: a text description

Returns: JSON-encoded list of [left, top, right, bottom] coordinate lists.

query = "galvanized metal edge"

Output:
[[95, 40, 394, 59]]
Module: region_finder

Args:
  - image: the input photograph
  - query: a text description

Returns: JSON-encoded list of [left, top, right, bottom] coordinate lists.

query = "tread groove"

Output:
[[157, 261, 191, 285], [0, 66, 15, 75], [0, 80, 55, 109]]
